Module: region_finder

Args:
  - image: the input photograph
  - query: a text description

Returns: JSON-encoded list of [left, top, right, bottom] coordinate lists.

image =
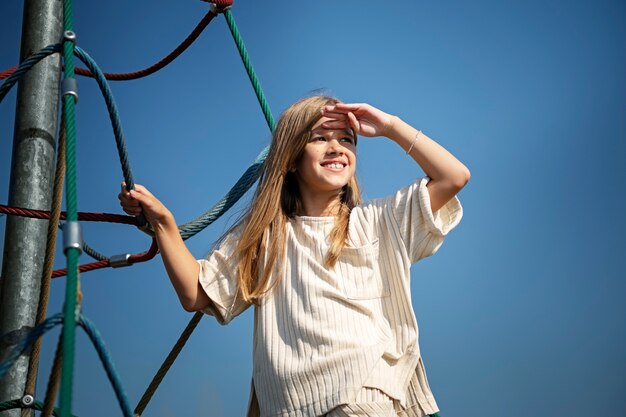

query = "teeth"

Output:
[[326, 163, 343, 169]]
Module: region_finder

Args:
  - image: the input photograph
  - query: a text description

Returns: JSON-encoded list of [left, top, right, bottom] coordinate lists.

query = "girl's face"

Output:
[[294, 117, 357, 198]]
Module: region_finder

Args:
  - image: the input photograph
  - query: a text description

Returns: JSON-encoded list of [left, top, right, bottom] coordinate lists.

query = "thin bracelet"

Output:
[[406, 130, 421, 155]]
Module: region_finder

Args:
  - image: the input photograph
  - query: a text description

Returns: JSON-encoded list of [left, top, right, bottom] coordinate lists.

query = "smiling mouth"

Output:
[[320, 159, 347, 170], [322, 162, 346, 170]]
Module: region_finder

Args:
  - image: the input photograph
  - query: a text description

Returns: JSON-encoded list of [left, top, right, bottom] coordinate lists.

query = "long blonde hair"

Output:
[[223, 95, 362, 303]]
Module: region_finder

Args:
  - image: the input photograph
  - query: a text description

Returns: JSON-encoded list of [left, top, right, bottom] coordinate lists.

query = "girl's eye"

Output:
[[313, 136, 326, 142], [341, 137, 355, 144]]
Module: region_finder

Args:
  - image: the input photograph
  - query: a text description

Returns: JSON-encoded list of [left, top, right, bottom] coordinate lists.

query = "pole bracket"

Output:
[[62, 77, 78, 103], [63, 221, 83, 254], [109, 253, 132, 268], [21, 394, 34, 407], [63, 30, 77, 43]]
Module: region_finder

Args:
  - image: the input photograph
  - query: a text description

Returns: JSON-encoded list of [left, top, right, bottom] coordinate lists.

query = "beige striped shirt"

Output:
[[199, 177, 463, 416]]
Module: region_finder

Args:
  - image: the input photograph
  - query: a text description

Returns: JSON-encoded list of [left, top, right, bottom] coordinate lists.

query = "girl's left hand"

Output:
[[320, 103, 395, 138]]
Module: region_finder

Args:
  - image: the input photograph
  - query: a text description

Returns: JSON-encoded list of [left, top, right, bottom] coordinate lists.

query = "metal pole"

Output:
[[0, 0, 62, 414]]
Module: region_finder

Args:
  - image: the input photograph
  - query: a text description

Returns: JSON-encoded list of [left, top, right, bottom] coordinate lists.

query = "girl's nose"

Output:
[[326, 139, 343, 154]]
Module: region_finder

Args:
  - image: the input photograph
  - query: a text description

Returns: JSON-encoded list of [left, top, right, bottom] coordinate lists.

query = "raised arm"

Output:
[[321, 103, 470, 213], [118, 183, 210, 311]]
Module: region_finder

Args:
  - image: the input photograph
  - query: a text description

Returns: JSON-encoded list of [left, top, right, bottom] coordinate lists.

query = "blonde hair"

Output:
[[225, 95, 361, 303]]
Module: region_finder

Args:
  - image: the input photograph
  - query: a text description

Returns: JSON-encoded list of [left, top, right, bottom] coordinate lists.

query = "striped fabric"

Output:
[[199, 177, 463, 417], [326, 388, 397, 417]]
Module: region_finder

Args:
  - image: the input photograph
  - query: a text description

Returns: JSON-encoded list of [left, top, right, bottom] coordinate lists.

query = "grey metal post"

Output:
[[0, 0, 63, 414]]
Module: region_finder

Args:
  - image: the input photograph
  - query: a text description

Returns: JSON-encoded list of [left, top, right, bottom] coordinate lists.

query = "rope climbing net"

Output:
[[0, 2, 440, 417]]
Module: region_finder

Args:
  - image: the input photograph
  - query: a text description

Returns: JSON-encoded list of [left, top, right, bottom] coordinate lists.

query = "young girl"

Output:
[[119, 96, 469, 417]]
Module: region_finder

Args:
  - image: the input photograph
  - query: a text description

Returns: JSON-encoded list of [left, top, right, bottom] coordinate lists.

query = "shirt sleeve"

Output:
[[198, 232, 251, 325], [389, 176, 463, 264]]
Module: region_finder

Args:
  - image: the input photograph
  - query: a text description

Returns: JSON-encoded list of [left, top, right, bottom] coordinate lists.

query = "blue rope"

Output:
[[72, 46, 152, 228], [0, 314, 63, 381], [178, 146, 268, 240], [71, 45, 273, 239], [1, 42, 272, 243], [0, 44, 61, 103], [72, 47, 135, 193], [79, 315, 133, 417], [0, 313, 132, 417]]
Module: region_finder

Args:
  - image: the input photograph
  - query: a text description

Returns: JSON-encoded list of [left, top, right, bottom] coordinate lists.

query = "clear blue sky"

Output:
[[1, 1, 625, 416]]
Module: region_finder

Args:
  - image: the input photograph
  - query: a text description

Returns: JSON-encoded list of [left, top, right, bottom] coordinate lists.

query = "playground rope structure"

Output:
[[0, 2, 441, 417]]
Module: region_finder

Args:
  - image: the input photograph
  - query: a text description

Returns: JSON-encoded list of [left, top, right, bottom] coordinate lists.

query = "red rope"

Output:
[[1, 204, 160, 276], [52, 260, 110, 278], [0, 8, 223, 81], [0, 66, 16, 79], [206, 0, 233, 5], [52, 238, 159, 278], [0, 204, 137, 225], [128, 239, 160, 263]]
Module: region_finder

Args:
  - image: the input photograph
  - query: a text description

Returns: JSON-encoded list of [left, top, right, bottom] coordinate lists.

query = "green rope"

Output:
[[223, 9, 275, 131], [60, 0, 79, 416]]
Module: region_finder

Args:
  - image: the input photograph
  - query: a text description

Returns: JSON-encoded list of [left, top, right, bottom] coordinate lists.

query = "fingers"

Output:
[[346, 111, 361, 133], [320, 120, 348, 129], [321, 114, 358, 129], [119, 181, 146, 216], [324, 103, 365, 113], [320, 110, 349, 120], [118, 182, 172, 226]]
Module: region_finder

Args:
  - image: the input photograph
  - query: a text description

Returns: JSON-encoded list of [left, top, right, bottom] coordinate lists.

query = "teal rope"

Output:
[[60, 0, 79, 415], [223, 9, 275, 131]]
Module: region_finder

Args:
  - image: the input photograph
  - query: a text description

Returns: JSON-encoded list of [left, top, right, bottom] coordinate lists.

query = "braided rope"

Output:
[[73, 11, 217, 81], [0, 10, 216, 82], [133, 312, 203, 416], [0, 398, 75, 416], [223, 9, 275, 131], [51, 260, 109, 278], [0, 67, 16, 79], [0, 205, 137, 224], [0, 315, 63, 381], [178, 147, 268, 239], [51, 239, 158, 278], [60, 1, 80, 413], [72, 46, 135, 192], [81, 240, 108, 261], [176, 8, 277, 239], [23, 104, 67, 403], [0, 315, 133, 417], [42, 333, 64, 417], [80, 316, 134, 417], [0, 44, 61, 103]]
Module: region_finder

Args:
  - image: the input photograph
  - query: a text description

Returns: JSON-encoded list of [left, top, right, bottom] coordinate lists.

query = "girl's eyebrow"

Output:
[[311, 127, 355, 137]]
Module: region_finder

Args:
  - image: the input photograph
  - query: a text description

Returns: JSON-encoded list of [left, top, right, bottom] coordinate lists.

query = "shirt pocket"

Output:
[[336, 239, 390, 300]]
